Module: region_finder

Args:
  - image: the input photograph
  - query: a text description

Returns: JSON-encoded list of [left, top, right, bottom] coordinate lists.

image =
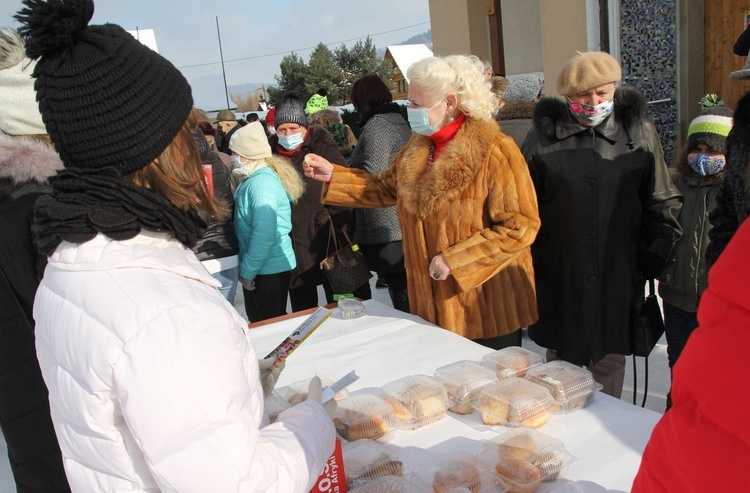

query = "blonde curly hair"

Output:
[[406, 55, 498, 121]]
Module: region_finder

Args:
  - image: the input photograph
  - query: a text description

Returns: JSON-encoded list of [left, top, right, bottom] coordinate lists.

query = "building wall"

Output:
[[429, 0, 490, 60], [620, 0, 678, 162], [500, 0, 544, 75], [539, 0, 589, 97]]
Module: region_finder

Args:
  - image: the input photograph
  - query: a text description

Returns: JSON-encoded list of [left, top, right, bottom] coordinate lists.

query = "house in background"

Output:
[[385, 44, 434, 100]]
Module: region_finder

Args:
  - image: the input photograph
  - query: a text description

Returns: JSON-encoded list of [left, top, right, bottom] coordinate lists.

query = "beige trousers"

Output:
[[545, 349, 625, 398]]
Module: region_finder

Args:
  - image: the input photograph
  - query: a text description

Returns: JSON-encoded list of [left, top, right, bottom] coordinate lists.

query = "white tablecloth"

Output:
[[248, 300, 659, 493]]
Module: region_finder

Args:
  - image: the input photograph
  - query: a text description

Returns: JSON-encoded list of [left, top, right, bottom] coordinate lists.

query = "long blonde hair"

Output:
[[264, 155, 305, 204]]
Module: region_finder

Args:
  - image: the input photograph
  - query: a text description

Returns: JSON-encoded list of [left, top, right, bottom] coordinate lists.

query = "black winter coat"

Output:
[[496, 101, 536, 149], [706, 91, 750, 267], [192, 131, 239, 262], [0, 136, 69, 491], [521, 88, 683, 365], [271, 126, 351, 288]]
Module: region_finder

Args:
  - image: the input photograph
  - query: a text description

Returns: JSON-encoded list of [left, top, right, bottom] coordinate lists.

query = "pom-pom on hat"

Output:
[[229, 121, 272, 160], [505, 74, 543, 103], [15, 0, 193, 174], [686, 94, 733, 155], [0, 28, 46, 135], [557, 51, 622, 97], [274, 93, 308, 128]]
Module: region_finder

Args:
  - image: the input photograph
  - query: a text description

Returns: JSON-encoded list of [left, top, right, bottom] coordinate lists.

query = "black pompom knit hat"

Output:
[[15, 0, 193, 175]]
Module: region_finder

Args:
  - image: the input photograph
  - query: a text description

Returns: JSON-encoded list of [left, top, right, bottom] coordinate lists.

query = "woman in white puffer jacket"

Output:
[[18, 1, 335, 491]]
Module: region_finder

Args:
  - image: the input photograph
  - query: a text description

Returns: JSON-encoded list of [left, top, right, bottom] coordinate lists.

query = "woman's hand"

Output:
[[302, 153, 334, 182], [429, 253, 451, 281]]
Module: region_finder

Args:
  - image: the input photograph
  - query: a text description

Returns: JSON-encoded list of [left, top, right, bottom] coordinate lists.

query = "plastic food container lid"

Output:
[[434, 360, 499, 414], [482, 347, 544, 379], [380, 375, 450, 429], [334, 394, 394, 441], [342, 440, 404, 488], [410, 450, 510, 493], [473, 378, 555, 428], [480, 428, 576, 493], [524, 361, 600, 413], [264, 392, 290, 423], [349, 475, 423, 493], [280, 374, 351, 406]]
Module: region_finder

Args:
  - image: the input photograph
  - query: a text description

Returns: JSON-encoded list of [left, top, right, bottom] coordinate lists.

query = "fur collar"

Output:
[[397, 117, 500, 218], [532, 86, 648, 140], [0, 135, 63, 184], [496, 101, 536, 121]]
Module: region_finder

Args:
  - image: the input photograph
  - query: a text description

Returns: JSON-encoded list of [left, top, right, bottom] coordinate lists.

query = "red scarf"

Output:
[[276, 142, 303, 158], [429, 113, 466, 161]]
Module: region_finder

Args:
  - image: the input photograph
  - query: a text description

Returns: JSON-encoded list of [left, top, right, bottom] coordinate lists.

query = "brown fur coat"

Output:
[[322, 117, 540, 339]]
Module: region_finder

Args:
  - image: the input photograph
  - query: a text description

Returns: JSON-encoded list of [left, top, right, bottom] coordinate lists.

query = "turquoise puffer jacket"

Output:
[[234, 165, 295, 280]]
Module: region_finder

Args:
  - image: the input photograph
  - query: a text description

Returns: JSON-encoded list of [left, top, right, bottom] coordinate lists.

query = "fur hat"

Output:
[[216, 109, 236, 122], [15, 0, 193, 174], [274, 93, 308, 128], [505, 74, 543, 103], [557, 51, 622, 96], [0, 29, 46, 135], [686, 94, 733, 154], [229, 121, 272, 160]]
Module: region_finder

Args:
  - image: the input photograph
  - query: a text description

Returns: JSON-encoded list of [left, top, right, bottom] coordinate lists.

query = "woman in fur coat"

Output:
[[0, 29, 69, 493], [304, 55, 540, 348]]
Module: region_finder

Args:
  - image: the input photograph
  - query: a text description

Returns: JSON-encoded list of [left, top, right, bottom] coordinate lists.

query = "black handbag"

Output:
[[633, 279, 665, 357], [320, 214, 372, 295]]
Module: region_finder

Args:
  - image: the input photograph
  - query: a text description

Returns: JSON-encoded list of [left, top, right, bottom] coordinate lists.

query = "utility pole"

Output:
[[216, 16, 230, 109]]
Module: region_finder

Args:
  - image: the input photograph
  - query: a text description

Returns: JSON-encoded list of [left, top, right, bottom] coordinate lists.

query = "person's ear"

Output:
[[446, 93, 459, 114]]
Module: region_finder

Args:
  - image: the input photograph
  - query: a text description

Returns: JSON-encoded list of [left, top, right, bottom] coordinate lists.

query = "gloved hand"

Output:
[[258, 357, 284, 398], [306, 376, 338, 419], [637, 252, 667, 280], [240, 277, 255, 291]]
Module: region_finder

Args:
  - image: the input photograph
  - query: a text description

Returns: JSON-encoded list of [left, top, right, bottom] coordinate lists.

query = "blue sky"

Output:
[[1, 0, 431, 86]]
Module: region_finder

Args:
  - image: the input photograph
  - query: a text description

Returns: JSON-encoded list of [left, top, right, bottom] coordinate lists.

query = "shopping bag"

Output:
[[633, 279, 665, 357], [320, 214, 372, 295]]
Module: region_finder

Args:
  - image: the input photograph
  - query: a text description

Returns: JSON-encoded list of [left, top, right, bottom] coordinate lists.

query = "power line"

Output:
[[177, 21, 430, 69]]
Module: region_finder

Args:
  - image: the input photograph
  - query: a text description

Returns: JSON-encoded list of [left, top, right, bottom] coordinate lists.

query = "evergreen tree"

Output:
[[272, 52, 309, 102], [306, 43, 345, 105]]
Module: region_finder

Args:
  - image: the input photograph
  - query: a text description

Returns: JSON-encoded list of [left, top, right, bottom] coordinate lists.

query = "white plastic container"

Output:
[[474, 378, 555, 428], [482, 347, 544, 380], [524, 361, 600, 413], [333, 394, 395, 441], [380, 375, 450, 429], [434, 360, 498, 415]]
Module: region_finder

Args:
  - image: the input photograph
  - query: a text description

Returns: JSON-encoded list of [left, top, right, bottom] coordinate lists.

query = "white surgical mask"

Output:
[[278, 131, 304, 150], [267, 126, 276, 136], [407, 98, 445, 136], [230, 155, 243, 169]]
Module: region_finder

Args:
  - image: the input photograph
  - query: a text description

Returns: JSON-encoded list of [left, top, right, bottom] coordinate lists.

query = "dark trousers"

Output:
[[289, 277, 336, 312], [244, 271, 292, 323], [663, 301, 699, 368], [473, 329, 523, 350]]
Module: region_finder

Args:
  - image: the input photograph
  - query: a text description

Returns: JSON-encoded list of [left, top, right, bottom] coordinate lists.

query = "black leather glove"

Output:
[[638, 252, 667, 280]]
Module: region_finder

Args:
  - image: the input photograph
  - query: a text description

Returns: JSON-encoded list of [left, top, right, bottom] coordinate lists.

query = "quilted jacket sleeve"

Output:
[[113, 302, 335, 493]]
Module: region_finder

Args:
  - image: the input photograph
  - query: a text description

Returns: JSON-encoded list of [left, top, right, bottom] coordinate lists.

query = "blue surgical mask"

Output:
[[687, 152, 725, 176], [407, 99, 445, 136], [278, 131, 304, 151]]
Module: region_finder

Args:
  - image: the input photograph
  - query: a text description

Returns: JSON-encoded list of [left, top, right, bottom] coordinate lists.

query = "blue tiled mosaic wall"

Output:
[[620, 0, 677, 162]]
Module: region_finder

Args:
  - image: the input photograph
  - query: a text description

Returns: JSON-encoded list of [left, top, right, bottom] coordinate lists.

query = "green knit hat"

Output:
[[305, 93, 329, 115], [687, 94, 733, 154]]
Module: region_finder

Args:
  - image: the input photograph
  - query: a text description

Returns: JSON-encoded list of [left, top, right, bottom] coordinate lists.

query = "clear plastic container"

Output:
[[264, 392, 290, 423], [482, 347, 544, 380], [479, 428, 576, 493], [280, 375, 351, 406], [342, 440, 404, 489], [339, 297, 367, 319], [380, 375, 450, 429], [333, 394, 395, 441], [349, 475, 423, 493], [473, 378, 555, 428], [524, 361, 600, 413], [434, 360, 499, 415], [411, 450, 510, 493]]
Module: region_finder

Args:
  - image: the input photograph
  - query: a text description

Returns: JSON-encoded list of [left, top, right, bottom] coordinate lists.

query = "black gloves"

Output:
[[638, 252, 668, 280]]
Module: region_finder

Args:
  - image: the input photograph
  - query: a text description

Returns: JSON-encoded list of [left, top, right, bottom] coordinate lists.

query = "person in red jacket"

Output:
[[632, 215, 750, 491]]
